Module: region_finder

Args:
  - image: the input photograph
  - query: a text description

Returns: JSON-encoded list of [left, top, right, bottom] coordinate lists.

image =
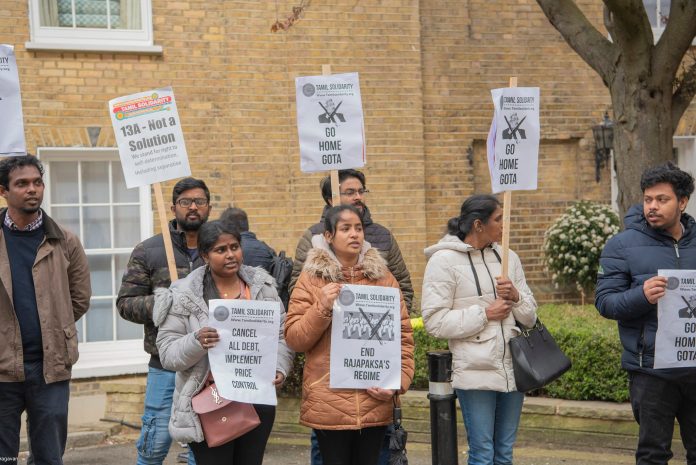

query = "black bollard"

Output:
[[428, 350, 458, 465]]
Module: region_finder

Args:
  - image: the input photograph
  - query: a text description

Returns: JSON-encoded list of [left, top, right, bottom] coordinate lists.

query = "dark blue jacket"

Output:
[[595, 204, 696, 380], [241, 231, 275, 273]]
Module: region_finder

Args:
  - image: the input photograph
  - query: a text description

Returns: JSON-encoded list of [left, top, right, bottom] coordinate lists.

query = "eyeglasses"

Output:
[[176, 198, 209, 208], [340, 189, 370, 197]]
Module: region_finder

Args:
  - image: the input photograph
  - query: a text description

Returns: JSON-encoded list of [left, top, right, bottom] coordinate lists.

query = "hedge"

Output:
[[282, 304, 629, 402]]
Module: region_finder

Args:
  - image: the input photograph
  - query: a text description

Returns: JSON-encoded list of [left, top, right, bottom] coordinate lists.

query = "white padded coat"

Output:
[[421, 235, 537, 392]]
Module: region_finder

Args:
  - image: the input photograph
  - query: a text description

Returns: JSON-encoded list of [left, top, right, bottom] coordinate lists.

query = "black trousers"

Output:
[[0, 360, 69, 465], [189, 404, 275, 465], [314, 426, 388, 465], [629, 371, 696, 465]]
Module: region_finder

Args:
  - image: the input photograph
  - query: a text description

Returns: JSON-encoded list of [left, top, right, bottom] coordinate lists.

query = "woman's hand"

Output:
[[319, 283, 342, 313], [273, 371, 286, 388], [366, 387, 395, 401], [485, 299, 512, 321], [495, 277, 520, 303], [195, 327, 219, 350]]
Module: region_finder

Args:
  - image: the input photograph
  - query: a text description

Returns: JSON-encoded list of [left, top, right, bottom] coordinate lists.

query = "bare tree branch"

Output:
[[672, 59, 696, 127], [535, 0, 616, 84], [603, 0, 653, 54], [654, 0, 696, 78]]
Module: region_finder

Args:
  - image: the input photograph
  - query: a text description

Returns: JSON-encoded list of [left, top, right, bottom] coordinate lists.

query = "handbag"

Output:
[[388, 395, 408, 465], [191, 375, 261, 447], [508, 319, 572, 392]]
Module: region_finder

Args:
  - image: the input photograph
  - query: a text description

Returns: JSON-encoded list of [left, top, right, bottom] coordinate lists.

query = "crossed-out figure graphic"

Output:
[[341, 309, 394, 342], [679, 294, 696, 318], [318, 99, 346, 123], [502, 112, 527, 142]]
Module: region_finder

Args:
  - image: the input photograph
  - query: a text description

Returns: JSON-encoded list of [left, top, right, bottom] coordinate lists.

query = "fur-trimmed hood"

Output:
[[302, 235, 387, 283]]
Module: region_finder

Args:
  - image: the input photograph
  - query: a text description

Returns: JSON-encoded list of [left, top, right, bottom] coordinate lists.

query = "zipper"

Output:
[[638, 327, 645, 368], [480, 250, 510, 391]]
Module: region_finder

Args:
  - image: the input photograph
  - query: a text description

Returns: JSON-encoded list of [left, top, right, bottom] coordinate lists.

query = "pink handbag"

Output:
[[191, 376, 260, 447]]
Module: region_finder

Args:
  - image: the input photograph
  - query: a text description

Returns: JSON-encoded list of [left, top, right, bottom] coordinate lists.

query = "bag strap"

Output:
[[393, 394, 402, 427], [466, 252, 482, 297]]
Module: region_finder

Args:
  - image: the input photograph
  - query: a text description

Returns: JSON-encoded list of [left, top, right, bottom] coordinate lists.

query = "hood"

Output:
[[624, 203, 696, 240], [318, 204, 374, 227], [304, 236, 386, 283], [424, 234, 500, 259]]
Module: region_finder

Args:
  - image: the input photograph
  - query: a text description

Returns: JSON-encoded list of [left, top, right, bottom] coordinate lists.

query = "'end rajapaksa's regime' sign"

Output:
[[295, 72, 365, 173]]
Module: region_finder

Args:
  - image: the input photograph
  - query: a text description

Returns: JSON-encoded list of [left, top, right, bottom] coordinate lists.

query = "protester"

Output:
[[421, 194, 537, 465], [596, 162, 696, 465], [154, 220, 294, 465], [289, 169, 414, 465], [0, 155, 91, 465], [285, 205, 414, 465], [118, 177, 212, 465], [219, 207, 275, 273]]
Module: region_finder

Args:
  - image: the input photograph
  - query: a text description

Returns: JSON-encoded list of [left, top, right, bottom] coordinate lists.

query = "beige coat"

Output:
[[421, 235, 537, 392], [0, 209, 91, 383], [285, 240, 414, 430]]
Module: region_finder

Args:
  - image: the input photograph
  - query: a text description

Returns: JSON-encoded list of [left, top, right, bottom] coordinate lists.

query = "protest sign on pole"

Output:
[[330, 284, 402, 390], [208, 299, 281, 405], [323, 64, 341, 204], [109, 87, 192, 282], [295, 70, 366, 187], [486, 78, 540, 276], [0, 44, 27, 156], [655, 269, 696, 368]]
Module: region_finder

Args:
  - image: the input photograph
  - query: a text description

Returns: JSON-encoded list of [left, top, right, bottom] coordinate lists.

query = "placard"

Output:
[[487, 87, 540, 194], [109, 87, 191, 188], [655, 269, 696, 368], [330, 284, 401, 389], [208, 299, 281, 406], [0, 44, 26, 156], [295, 72, 366, 172]]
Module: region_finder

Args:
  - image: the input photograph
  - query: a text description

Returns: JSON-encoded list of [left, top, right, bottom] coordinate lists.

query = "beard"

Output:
[[177, 213, 208, 231], [20, 205, 41, 215]]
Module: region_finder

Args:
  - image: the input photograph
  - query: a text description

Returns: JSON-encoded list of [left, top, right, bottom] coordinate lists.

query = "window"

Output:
[[643, 0, 671, 42], [27, 0, 161, 53], [39, 148, 153, 376]]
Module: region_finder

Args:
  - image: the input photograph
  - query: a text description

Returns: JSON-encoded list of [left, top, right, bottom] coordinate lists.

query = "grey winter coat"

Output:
[[154, 265, 294, 444]]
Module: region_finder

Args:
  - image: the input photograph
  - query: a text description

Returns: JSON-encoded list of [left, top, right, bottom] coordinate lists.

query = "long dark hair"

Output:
[[447, 195, 501, 241], [324, 205, 364, 236]]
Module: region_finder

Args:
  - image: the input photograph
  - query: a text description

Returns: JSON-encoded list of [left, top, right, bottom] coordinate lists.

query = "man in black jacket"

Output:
[[219, 207, 275, 273], [596, 162, 696, 465], [117, 177, 211, 465]]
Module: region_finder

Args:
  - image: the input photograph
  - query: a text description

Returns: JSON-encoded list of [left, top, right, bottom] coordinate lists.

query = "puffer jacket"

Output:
[[596, 204, 696, 380], [154, 265, 294, 443], [285, 237, 415, 430], [289, 205, 414, 313], [421, 235, 537, 392]]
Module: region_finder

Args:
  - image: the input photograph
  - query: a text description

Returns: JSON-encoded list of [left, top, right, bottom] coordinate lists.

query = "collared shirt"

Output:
[[4, 210, 44, 232]]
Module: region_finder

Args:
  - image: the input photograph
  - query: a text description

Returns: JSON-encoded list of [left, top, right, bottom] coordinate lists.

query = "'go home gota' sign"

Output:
[[295, 72, 366, 173], [109, 87, 191, 188]]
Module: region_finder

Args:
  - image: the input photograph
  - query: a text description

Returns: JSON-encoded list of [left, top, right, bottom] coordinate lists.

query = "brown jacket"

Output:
[[0, 209, 91, 383], [285, 242, 414, 430]]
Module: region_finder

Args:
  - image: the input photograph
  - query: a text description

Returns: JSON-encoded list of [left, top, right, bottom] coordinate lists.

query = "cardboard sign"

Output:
[[295, 72, 366, 172], [487, 87, 540, 193], [207, 299, 281, 406], [655, 269, 696, 368], [330, 284, 401, 389], [109, 87, 191, 188], [0, 45, 26, 156]]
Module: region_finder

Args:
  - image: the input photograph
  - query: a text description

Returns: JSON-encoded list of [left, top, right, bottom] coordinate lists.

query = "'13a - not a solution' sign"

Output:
[[109, 87, 191, 188], [655, 269, 696, 368], [0, 44, 26, 155], [208, 299, 281, 405], [295, 72, 365, 172], [486, 87, 540, 194], [330, 284, 401, 389]]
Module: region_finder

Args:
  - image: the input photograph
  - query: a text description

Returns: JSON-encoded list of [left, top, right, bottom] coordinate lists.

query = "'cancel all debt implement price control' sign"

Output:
[[109, 87, 191, 188], [295, 72, 366, 172], [208, 299, 281, 406], [656, 269, 696, 368], [330, 284, 401, 389]]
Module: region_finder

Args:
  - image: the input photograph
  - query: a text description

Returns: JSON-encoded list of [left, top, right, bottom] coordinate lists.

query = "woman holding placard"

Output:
[[154, 220, 294, 465], [285, 205, 414, 465], [421, 195, 537, 465]]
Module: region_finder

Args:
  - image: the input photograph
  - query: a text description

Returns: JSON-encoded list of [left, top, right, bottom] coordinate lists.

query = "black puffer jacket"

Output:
[[596, 205, 696, 381], [117, 220, 205, 366]]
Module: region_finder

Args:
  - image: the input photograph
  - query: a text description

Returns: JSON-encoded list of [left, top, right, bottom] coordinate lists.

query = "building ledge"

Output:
[[25, 41, 163, 55]]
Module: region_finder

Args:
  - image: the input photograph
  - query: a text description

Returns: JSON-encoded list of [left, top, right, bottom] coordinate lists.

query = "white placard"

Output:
[[486, 87, 540, 194], [295, 72, 366, 172], [109, 87, 191, 188], [330, 284, 401, 389], [655, 269, 696, 368], [207, 299, 281, 406], [0, 45, 26, 156]]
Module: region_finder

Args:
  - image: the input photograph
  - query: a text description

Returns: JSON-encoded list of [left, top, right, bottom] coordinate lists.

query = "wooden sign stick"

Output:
[[501, 76, 517, 279], [153, 182, 178, 283], [322, 63, 341, 205]]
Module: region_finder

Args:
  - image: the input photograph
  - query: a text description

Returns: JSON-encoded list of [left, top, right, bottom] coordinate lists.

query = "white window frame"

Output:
[[38, 147, 154, 377], [26, 0, 162, 54], [643, 0, 696, 45]]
